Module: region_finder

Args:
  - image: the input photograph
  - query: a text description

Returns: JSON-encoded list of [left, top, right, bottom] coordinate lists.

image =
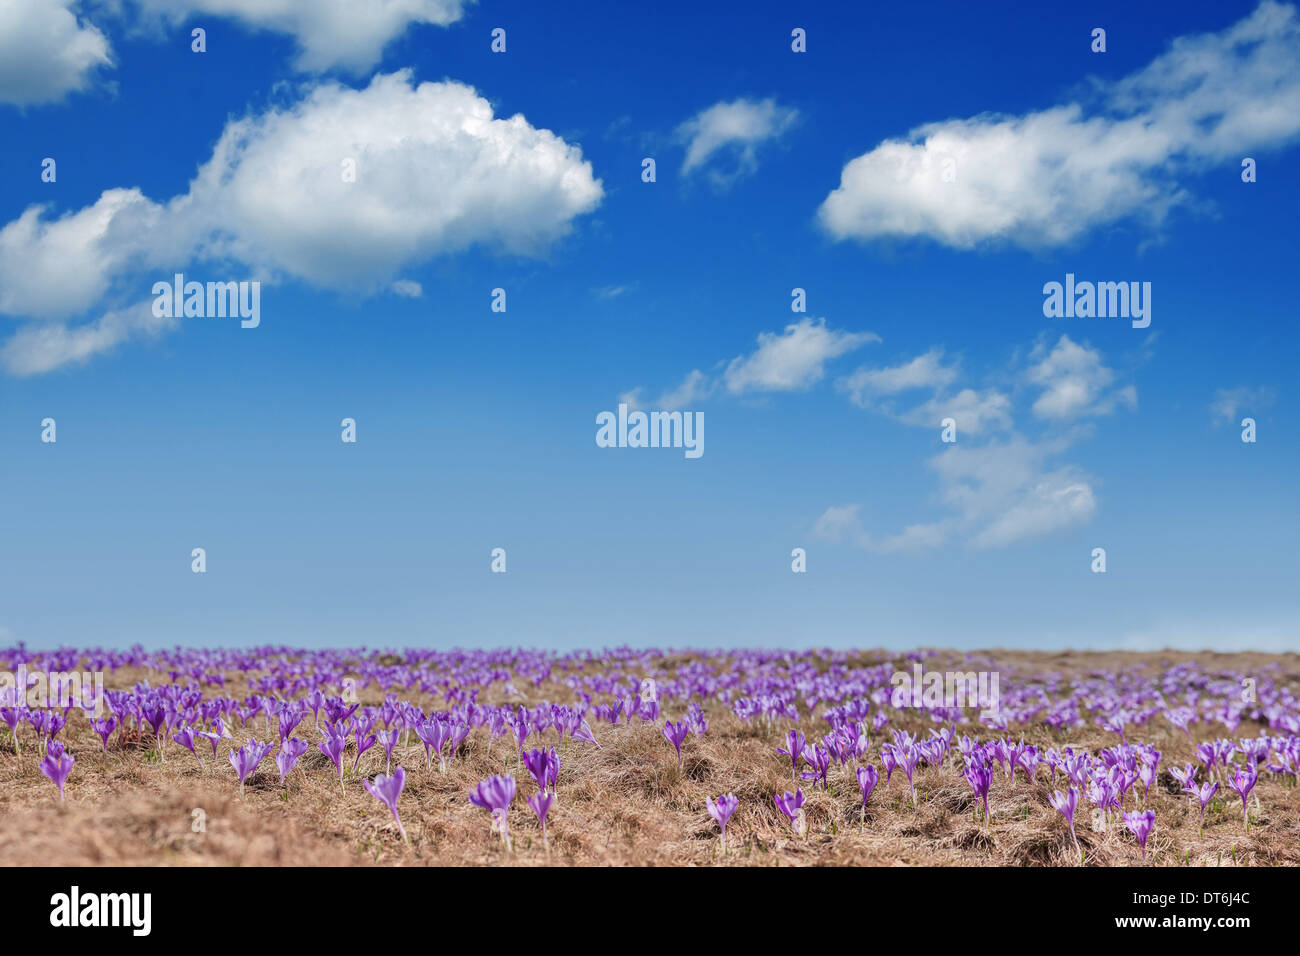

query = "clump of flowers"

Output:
[[228, 739, 273, 798]]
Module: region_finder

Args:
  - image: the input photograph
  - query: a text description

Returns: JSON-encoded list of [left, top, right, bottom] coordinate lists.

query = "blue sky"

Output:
[[0, 0, 1295, 651]]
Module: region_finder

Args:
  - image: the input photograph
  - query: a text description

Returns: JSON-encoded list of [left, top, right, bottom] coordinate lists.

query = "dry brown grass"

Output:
[[1, 648, 1297, 866]]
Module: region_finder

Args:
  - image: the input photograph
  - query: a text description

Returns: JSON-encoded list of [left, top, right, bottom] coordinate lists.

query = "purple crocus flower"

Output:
[[91, 717, 117, 752], [686, 702, 708, 737], [363, 766, 408, 843], [881, 745, 898, 785], [527, 790, 555, 848], [777, 730, 805, 780], [522, 746, 560, 793], [40, 740, 75, 800], [662, 720, 690, 768], [569, 720, 601, 749], [1123, 809, 1156, 861], [856, 765, 879, 822], [1170, 763, 1197, 792], [228, 739, 271, 798], [1049, 787, 1080, 857], [773, 788, 806, 835], [1229, 767, 1258, 830], [377, 728, 400, 773], [351, 717, 378, 772], [964, 760, 993, 824], [415, 718, 450, 771], [468, 774, 517, 849], [0, 700, 25, 755], [276, 703, 304, 742], [706, 793, 739, 854], [277, 737, 308, 782], [172, 727, 202, 766], [318, 728, 347, 790], [798, 744, 831, 792], [1194, 781, 1218, 833], [897, 745, 922, 807]]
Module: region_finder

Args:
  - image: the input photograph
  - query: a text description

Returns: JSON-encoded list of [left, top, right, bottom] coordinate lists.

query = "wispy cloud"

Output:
[[1210, 385, 1277, 424], [621, 317, 876, 409], [677, 96, 799, 187], [724, 318, 878, 394], [818, 335, 1135, 551]]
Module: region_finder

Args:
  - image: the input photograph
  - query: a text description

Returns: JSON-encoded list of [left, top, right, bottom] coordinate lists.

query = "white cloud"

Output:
[[812, 505, 872, 549], [0, 188, 163, 320], [724, 318, 878, 394], [814, 437, 1101, 554], [1026, 335, 1137, 421], [620, 318, 874, 410], [819, 337, 1139, 551], [391, 279, 422, 298], [933, 437, 1098, 549], [819, 2, 1300, 248], [0, 0, 112, 106], [677, 97, 799, 185], [839, 349, 1012, 435], [1210, 385, 1277, 424], [620, 369, 713, 412], [132, 0, 471, 73], [1, 300, 175, 376], [183, 72, 603, 288], [840, 349, 957, 399], [0, 72, 603, 373], [896, 388, 1013, 434]]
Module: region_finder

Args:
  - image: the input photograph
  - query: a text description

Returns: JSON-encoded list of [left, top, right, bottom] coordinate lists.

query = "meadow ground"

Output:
[[0, 648, 1296, 867]]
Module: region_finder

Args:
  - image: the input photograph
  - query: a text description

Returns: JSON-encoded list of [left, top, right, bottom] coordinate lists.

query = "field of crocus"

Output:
[[1, 646, 1297, 867]]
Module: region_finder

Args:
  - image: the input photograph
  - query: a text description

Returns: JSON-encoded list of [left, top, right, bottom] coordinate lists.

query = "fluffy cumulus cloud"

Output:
[[0, 189, 164, 320], [1025, 335, 1137, 421], [131, 0, 471, 73], [0, 0, 112, 106], [182, 73, 604, 287], [0, 72, 603, 373], [818, 1, 1300, 248], [676, 97, 799, 185]]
